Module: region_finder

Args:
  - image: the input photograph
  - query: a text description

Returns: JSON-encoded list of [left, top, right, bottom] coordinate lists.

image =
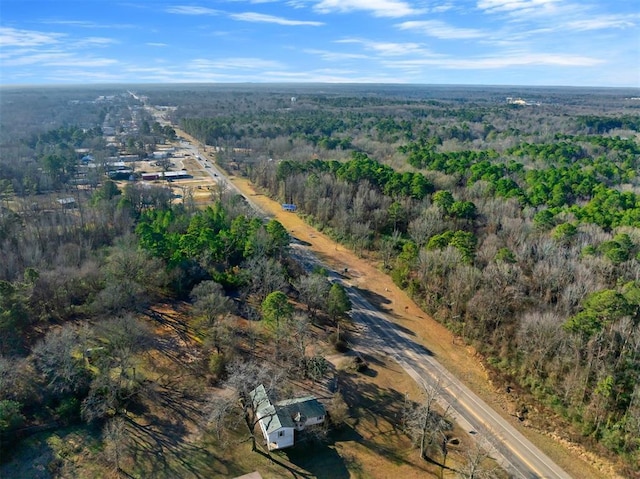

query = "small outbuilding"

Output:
[[141, 172, 160, 181], [281, 203, 297, 212]]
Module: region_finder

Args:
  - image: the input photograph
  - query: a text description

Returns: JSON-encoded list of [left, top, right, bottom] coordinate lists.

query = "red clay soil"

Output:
[[176, 130, 621, 479]]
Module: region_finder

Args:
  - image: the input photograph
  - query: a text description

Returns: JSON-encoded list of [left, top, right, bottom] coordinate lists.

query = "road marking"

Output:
[[157, 111, 572, 479]]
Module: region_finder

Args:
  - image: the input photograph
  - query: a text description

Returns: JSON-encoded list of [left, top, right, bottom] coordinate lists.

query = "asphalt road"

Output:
[[291, 244, 573, 479], [141, 97, 573, 479]]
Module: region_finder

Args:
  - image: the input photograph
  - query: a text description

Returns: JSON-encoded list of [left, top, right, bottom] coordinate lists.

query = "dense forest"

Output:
[[1, 84, 639, 477], [167, 85, 640, 472]]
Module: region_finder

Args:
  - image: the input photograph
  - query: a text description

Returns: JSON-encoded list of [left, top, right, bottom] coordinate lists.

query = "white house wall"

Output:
[[266, 428, 294, 450], [303, 415, 325, 427]]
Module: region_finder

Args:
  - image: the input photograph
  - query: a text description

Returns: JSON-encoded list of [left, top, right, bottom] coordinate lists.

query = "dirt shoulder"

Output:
[[176, 130, 618, 479], [233, 181, 620, 479]]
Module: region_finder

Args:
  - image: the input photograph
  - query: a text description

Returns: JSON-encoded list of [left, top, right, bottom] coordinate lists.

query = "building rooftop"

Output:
[[249, 385, 325, 434]]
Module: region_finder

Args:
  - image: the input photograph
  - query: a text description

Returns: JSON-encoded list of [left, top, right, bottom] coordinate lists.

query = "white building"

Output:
[[249, 384, 326, 451]]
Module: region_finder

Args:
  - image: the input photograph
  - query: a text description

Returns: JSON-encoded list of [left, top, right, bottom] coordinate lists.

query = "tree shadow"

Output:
[[350, 318, 433, 362], [359, 366, 378, 378], [386, 319, 418, 339], [337, 372, 407, 437], [351, 286, 392, 309], [149, 382, 206, 423], [281, 440, 350, 479], [115, 365, 219, 479], [124, 414, 215, 479], [290, 236, 312, 247], [333, 373, 436, 473], [144, 307, 194, 344], [350, 286, 423, 340]]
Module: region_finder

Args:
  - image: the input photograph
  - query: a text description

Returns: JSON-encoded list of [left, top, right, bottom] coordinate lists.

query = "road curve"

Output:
[[346, 286, 572, 479]]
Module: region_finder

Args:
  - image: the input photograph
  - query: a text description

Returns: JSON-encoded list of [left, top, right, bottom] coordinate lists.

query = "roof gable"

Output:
[[276, 396, 326, 422], [249, 385, 325, 434]]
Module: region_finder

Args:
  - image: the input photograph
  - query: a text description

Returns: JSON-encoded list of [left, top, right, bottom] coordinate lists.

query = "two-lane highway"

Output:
[[291, 243, 572, 479], [346, 287, 571, 479], [138, 94, 573, 478]]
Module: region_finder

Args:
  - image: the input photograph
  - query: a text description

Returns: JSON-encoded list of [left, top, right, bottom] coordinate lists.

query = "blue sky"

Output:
[[1, 0, 639, 86]]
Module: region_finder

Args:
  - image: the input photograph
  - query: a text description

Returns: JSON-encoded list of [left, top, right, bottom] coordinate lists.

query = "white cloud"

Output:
[[45, 69, 123, 82], [39, 20, 135, 29], [476, 0, 563, 15], [476, 0, 638, 33], [190, 57, 286, 70], [565, 15, 636, 31], [0, 27, 64, 47], [49, 57, 119, 67], [165, 6, 221, 15], [1, 26, 121, 74], [146, 42, 168, 47], [230, 12, 324, 26], [387, 51, 603, 69], [397, 20, 485, 39], [314, 0, 422, 18], [258, 68, 402, 83], [304, 48, 370, 61], [79, 37, 119, 46], [336, 38, 431, 56], [432, 3, 455, 13], [3, 52, 118, 68]]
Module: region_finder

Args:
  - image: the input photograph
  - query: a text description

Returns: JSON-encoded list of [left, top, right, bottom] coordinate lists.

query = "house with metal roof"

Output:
[[249, 384, 326, 451]]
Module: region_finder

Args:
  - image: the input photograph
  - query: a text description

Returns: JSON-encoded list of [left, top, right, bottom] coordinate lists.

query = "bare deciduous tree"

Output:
[[242, 256, 288, 302], [81, 315, 152, 423], [191, 280, 234, 354], [456, 439, 501, 479], [409, 206, 445, 247], [295, 273, 330, 317], [102, 416, 130, 475], [403, 378, 448, 462], [32, 324, 90, 397]]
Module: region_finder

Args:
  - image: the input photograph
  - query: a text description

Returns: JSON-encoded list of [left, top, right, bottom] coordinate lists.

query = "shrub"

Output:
[[208, 352, 226, 380], [328, 331, 349, 352], [55, 397, 81, 424], [0, 400, 25, 434]]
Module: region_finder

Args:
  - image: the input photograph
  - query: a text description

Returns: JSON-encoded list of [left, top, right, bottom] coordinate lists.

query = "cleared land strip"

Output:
[[345, 287, 573, 479], [167, 116, 574, 478], [291, 243, 572, 479]]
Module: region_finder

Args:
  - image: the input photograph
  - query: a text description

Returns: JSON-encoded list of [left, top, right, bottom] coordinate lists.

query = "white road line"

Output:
[[153, 105, 573, 478]]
